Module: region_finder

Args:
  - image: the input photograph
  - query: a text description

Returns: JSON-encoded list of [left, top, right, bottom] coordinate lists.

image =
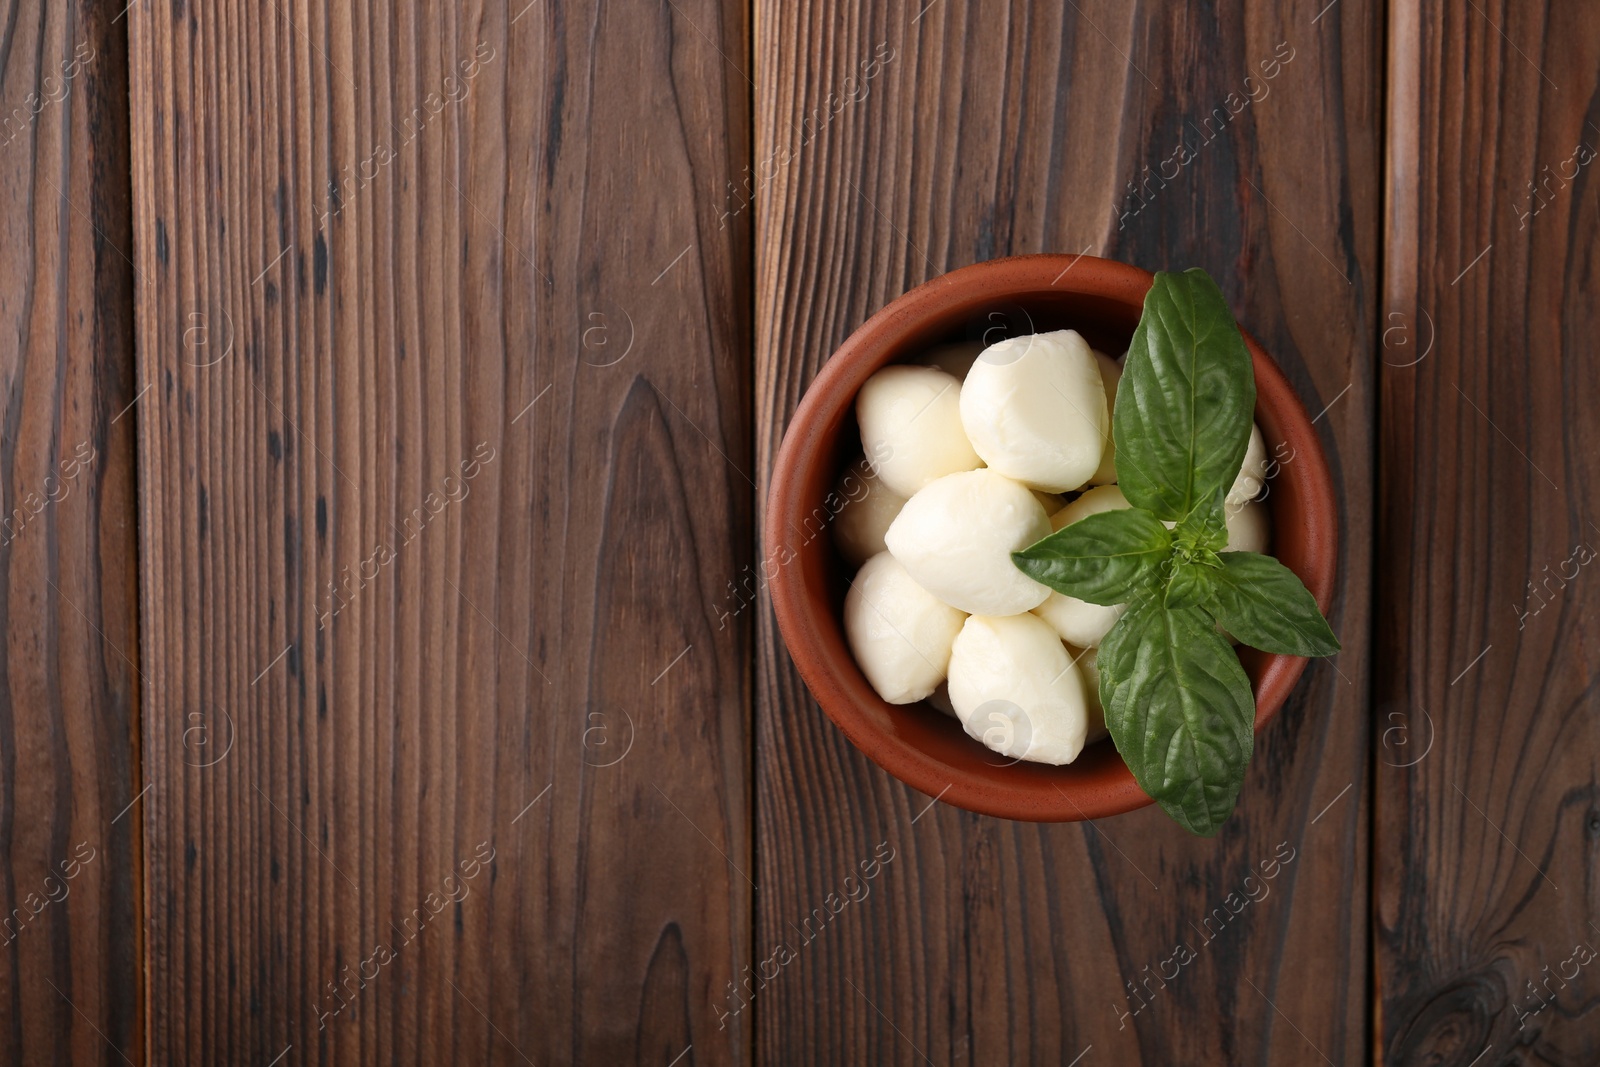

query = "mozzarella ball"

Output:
[[919, 341, 985, 381], [1031, 490, 1066, 514], [857, 365, 982, 497], [1049, 484, 1132, 532], [948, 614, 1090, 765], [1033, 592, 1127, 648], [832, 459, 907, 566], [885, 470, 1052, 615], [959, 329, 1108, 493], [1089, 350, 1122, 485], [1036, 489, 1139, 646], [1071, 644, 1109, 743], [1226, 500, 1271, 553], [1035, 484, 1137, 647], [844, 553, 966, 704], [1227, 423, 1269, 507]]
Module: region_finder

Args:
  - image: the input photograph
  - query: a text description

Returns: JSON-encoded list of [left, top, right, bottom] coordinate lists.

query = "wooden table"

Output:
[[2, 0, 1595, 1062]]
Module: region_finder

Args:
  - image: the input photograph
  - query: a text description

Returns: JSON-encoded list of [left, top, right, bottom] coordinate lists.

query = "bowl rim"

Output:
[[765, 252, 1339, 822]]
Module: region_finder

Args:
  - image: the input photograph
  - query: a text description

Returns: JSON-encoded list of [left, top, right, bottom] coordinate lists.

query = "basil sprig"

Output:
[[1004, 509, 1172, 607], [1012, 269, 1339, 836], [1097, 598, 1256, 835], [1114, 270, 1256, 522]]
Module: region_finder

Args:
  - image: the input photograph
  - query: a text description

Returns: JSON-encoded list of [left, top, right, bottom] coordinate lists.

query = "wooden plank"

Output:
[[1377, 2, 1600, 1061], [0, 0, 143, 1062], [127, 0, 752, 1060], [754, 1, 1378, 1062]]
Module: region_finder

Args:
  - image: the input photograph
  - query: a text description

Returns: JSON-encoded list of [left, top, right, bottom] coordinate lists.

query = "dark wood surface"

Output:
[[1, 0, 1592, 1062], [754, 1, 1378, 1063], [1377, 2, 1600, 1064], [126, 0, 752, 1062], [0, 0, 143, 1063]]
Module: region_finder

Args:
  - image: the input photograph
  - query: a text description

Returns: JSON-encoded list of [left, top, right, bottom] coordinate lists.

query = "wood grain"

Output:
[[754, 1, 1378, 1062], [0, 0, 142, 1062], [1377, 3, 1600, 1063], [127, 0, 752, 1060]]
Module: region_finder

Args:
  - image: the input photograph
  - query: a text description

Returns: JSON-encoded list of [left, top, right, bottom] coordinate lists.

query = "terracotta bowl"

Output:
[[765, 253, 1338, 822]]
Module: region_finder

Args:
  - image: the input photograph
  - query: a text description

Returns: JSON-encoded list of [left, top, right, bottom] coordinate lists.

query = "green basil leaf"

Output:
[[1205, 551, 1341, 657], [1012, 508, 1174, 606], [1098, 600, 1256, 836], [1174, 488, 1228, 554], [1114, 270, 1256, 522], [1164, 559, 1212, 609]]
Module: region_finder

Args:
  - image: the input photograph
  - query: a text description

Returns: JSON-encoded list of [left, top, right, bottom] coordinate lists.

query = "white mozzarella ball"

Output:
[[857, 365, 982, 497], [919, 341, 985, 381], [1049, 484, 1132, 532], [958, 329, 1108, 493], [1033, 592, 1127, 648], [831, 459, 908, 566], [1071, 644, 1109, 743], [1225, 500, 1271, 553], [947, 614, 1090, 766], [1226, 423, 1269, 507], [1036, 484, 1136, 647], [844, 552, 966, 705], [1030, 489, 1066, 514], [885, 470, 1052, 616], [1089, 350, 1122, 485]]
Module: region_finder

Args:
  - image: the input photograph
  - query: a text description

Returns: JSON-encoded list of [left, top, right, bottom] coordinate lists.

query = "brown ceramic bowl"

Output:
[[766, 253, 1338, 822]]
